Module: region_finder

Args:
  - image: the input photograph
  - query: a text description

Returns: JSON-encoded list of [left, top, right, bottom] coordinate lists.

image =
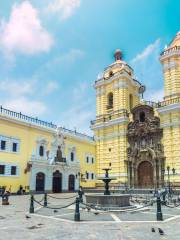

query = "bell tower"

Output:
[[160, 31, 180, 100], [158, 32, 180, 186], [91, 50, 142, 186]]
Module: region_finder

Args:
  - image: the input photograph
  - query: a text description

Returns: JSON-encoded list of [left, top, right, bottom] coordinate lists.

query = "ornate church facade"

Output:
[[91, 31, 180, 188], [0, 32, 179, 192]]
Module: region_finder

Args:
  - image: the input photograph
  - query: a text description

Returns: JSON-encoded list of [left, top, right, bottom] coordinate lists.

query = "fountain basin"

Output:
[[85, 194, 131, 209]]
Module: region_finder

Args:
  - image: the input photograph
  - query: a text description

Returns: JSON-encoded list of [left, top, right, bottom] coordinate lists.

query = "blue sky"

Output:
[[0, 0, 179, 135]]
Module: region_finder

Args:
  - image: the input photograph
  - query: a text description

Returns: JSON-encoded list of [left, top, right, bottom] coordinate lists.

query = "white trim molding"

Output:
[[91, 116, 129, 130], [157, 102, 180, 114]]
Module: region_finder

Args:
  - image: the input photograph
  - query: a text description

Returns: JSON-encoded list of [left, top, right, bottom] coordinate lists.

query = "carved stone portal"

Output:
[[127, 105, 165, 188]]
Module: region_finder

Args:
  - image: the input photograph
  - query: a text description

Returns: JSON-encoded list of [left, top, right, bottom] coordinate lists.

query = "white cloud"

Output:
[[42, 81, 59, 95], [131, 39, 160, 64], [0, 1, 53, 56], [46, 0, 80, 20], [41, 48, 85, 72], [2, 97, 47, 116], [0, 77, 59, 118], [0, 79, 34, 96], [145, 88, 164, 102], [59, 81, 95, 135]]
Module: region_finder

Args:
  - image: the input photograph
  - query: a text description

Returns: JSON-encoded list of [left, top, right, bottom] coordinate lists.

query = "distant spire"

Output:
[[114, 49, 122, 61]]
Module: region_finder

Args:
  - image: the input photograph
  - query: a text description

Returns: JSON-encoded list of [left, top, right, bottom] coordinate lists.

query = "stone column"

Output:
[[45, 167, 53, 192], [29, 166, 36, 192], [153, 160, 157, 188], [63, 171, 69, 191]]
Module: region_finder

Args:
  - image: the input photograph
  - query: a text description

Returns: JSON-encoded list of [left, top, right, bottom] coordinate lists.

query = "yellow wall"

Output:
[[158, 32, 180, 185], [0, 116, 96, 192], [0, 117, 53, 192], [63, 135, 96, 188]]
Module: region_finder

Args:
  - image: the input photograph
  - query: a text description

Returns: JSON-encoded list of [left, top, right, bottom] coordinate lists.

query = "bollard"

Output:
[[44, 193, 47, 207], [74, 197, 80, 221], [156, 195, 163, 221], [29, 195, 34, 214], [2, 192, 9, 205]]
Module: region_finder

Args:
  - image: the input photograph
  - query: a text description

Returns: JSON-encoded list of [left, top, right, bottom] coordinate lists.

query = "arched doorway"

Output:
[[36, 172, 45, 192], [138, 161, 153, 188], [52, 170, 62, 193], [68, 175, 75, 191]]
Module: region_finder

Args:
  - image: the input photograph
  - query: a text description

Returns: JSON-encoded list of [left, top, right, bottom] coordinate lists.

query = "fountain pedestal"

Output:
[[85, 194, 131, 209], [85, 168, 131, 209]]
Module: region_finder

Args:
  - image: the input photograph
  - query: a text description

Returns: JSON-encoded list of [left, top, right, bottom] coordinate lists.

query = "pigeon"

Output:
[[94, 212, 99, 215], [158, 228, 164, 235], [37, 223, 44, 226], [53, 210, 58, 213], [151, 227, 155, 233], [25, 215, 31, 219], [87, 207, 91, 212]]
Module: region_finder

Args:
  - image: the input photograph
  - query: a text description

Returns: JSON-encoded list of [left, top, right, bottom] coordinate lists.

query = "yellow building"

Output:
[[158, 31, 180, 186], [0, 32, 180, 192], [0, 108, 96, 193]]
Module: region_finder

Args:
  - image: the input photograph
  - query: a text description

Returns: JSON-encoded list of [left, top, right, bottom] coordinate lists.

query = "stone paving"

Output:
[[0, 193, 180, 240]]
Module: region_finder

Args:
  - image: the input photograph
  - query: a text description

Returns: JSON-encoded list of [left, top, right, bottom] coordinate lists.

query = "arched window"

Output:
[[109, 71, 113, 77], [107, 92, 113, 109], [129, 94, 133, 111], [71, 152, 74, 161], [140, 111, 145, 122], [39, 146, 44, 157]]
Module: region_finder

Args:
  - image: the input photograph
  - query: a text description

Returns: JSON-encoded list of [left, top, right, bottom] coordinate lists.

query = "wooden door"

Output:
[[138, 161, 153, 188]]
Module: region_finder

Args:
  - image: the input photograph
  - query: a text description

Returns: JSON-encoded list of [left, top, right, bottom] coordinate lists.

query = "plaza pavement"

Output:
[[0, 193, 180, 240]]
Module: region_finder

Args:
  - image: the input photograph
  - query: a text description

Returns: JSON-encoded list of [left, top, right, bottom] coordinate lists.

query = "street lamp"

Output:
[[172, 168, 176, 188], [77, 172, 86, 189], [161, 168, 165, 187], [167, 166, 170, 194], [166, 166, 176, 196]]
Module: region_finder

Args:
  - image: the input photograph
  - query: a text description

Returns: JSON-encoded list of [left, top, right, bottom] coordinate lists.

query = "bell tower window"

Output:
[[71, 152, 74, 161], [140, 112, 145, 122], [129, 94, 133, 111], [107, 92, 113, 109]]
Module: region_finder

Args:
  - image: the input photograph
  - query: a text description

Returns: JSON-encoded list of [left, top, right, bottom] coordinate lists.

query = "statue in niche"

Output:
[[55, 146, 63, 162]]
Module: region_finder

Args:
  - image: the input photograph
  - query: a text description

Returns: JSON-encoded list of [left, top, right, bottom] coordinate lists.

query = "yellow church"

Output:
[[0, 32, 179, 193]]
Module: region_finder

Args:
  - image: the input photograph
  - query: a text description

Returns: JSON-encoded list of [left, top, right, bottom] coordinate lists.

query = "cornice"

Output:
[[157, 102, 180, 114], [0, 115, 56, 134], [91, 116, 129, 130], [161, 121, 180, 128], [94, 72, 140, 89]]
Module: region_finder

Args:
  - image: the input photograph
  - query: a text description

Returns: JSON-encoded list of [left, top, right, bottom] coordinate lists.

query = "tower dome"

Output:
[[114, 49, 122, 61]]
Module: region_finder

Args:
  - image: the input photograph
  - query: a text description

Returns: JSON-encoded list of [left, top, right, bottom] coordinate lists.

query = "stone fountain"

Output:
[[85, 168, 131, 209]]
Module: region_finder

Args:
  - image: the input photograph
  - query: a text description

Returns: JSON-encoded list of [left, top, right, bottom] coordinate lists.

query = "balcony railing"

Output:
[[91, 109, 129, 125], [160, 46, 180, 57], [0, 105, 57, 129], [144, 97, 180, 108], [156, 96, 180, 108], [59, 127, 94, 141]]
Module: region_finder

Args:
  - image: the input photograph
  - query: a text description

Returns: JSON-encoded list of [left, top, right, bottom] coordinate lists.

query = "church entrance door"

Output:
[[36, 172, 45, 192], [138, 161, 153, 188], [68, 175, 75, 191], [52, 171, 62, 193]]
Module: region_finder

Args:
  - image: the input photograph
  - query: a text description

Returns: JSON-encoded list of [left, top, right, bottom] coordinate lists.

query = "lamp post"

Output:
[[172, 168, 176, 189], [166, 166, 176, 196], [77, 172, 86, 189], [167, 166, 170, 195], [161, 168, 165, 188]]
